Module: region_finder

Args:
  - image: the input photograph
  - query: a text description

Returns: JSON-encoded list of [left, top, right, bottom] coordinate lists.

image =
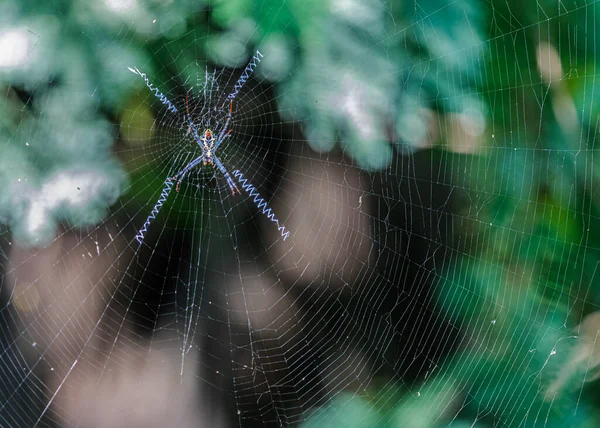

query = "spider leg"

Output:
[[216, 50, 263, 143], [213, 101, 233, 152], [170, 156, 204, 192], [214, 131, 232, 152], [185, 116, 205, 150], [216, 49, 264, 151], [213, 155, 240, 195]]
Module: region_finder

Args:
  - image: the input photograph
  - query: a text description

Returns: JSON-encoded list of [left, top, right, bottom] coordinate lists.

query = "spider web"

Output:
[[1, 0, 599, 427]]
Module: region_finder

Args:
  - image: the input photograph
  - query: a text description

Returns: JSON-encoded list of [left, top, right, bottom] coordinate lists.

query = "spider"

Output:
[[170, 94, 239, 195], [130, 51, 289, 245]]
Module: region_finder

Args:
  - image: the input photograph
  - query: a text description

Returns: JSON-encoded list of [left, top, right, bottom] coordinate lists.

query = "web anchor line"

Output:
[[233, 170, 290, 241], [134, 179, 174, 245], [127, 66, 178, 114]]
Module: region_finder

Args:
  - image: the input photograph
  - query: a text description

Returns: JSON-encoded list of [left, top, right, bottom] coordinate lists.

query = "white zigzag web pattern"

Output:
[[134, 179, 174, 244], [227, 51, 264, 102], [127, 67, 179, 114], [233, 169, 290, 241]]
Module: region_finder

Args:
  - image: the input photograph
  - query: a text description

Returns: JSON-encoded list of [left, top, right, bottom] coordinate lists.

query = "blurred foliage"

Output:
[[1, 0, 600, 426]]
